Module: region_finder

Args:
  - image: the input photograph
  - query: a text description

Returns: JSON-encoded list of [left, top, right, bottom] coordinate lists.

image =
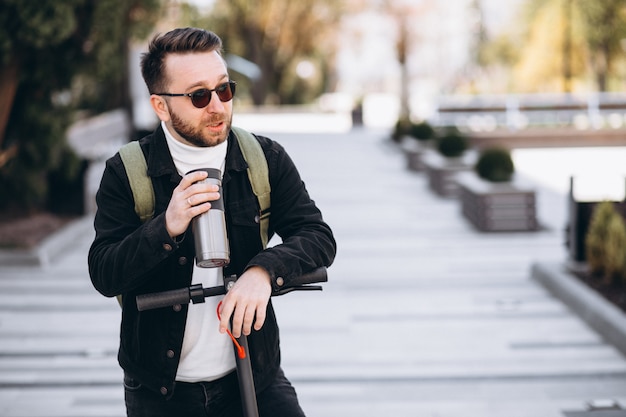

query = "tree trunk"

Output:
[[0, 56, 20, 149], [397, 16, 410, 122], [562, 0, 573, 93], [594, 47, 609, 92], [241, 25, 268, 106]]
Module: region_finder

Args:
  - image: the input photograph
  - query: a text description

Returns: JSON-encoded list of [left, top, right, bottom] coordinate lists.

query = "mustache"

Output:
[[204, 114, 226, 124]]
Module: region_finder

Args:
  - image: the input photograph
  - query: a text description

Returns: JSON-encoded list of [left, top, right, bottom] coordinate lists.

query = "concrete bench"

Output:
[[66, 109, 131, 214], [457, 171, 538, 231], [423, 150, 476, 198]]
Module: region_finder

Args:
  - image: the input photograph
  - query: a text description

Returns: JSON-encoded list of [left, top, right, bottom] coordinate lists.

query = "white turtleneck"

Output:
[[162, 121, 236, 382], [163, 121, 228, 175]]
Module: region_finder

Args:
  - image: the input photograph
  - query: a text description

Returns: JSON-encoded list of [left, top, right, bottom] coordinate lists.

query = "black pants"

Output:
[[124, 368, 305, 417]]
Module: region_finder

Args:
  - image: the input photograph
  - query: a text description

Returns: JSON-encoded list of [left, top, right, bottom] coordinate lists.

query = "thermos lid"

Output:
[[186, 168, 221, 179]]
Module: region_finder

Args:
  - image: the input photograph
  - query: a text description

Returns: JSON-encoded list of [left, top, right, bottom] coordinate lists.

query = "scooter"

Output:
[[135, 267, 327, 417]]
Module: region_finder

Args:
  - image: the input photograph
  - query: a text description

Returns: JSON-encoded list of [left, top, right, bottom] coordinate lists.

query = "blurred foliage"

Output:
[[586, 201, 626, 286], [436, 127, 468, 158], [183, 0, 351, 105], [475, 147, 514, 183], [0, 0, 161, 215], [391, 119, 435, 143], [513, 0, 587, 92], [474, 0, 626, 93], [408, 121, 435, 142], [76, 0, 162, 112], [391, 118, 410, 142], [576, 0, 626, 91]]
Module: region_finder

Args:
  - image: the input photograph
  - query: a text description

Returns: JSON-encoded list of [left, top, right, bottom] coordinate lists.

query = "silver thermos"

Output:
[[187, 168, 230, 268]]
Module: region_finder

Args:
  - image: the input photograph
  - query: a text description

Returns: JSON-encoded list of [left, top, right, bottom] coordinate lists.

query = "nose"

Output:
[[205, 91, 226, 112]]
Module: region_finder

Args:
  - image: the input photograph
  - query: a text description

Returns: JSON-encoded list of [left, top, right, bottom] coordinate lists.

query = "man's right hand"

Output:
[[165, 170, 220, 238]]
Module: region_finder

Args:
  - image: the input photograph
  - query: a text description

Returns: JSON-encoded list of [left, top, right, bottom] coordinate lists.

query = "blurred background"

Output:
[[1, 0, 625, 220], [2, 2, 626, 415]]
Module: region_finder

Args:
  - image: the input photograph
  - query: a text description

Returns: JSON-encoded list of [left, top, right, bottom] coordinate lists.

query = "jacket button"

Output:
[[178, 257, 187, 265], [166, 349, 175, 359], [173, 304, 182, 312], [160, 387, 168, 395], [163, 243, 172, 251], [276, 277, 284, 286], [254, 215, 260, 224]]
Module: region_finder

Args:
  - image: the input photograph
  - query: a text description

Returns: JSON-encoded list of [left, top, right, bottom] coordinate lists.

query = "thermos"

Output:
[[187, 168, 230, 268]]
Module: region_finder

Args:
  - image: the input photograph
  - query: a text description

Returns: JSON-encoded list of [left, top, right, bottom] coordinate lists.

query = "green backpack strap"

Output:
[[119, 141, 155, 223], [231, 126, 271, 249], [116, 141, 154, 307]]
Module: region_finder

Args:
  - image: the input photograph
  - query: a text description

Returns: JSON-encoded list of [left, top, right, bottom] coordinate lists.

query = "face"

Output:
[[151, 50, 233, 147]]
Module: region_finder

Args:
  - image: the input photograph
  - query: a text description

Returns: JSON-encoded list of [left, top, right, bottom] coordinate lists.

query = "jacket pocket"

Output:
[[225, 197, 265, 272], [123, 373, 143, 392], [228, 197, 260, 228]]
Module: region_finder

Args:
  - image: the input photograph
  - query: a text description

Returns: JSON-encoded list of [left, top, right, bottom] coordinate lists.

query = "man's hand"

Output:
[[218, 266, 272, 338], [165, 170, 220, 238]]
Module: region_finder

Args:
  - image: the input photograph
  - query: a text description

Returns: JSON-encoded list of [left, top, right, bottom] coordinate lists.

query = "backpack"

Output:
[[115, 127, 271, 306]]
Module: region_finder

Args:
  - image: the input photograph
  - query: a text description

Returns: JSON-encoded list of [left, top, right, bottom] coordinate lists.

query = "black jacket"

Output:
[[88, 126, 336, 398]]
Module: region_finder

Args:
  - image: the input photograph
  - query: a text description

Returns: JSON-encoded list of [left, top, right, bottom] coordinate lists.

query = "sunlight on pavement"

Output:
[[233, 112, 353, 134], [513, 146, 626, 201]]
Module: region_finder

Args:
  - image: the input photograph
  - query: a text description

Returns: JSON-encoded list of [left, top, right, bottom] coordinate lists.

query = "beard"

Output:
[[169, 110, 232, 148]]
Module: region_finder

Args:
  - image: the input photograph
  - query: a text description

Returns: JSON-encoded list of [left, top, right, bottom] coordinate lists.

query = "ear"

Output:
[[150, 95, 171, 122]]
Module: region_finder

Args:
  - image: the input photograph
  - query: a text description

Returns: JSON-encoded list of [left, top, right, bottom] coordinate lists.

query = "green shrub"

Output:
[[436, 127, 468, 158], [586, 201, 626, 285], [408, 121, 435, 141], [391, 118, 411, 142], [604, 214, 626, 283], [475, 147, 515, 182]]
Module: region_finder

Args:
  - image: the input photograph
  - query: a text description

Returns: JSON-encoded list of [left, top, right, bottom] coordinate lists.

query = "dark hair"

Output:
[[141, 27, 223, 94]]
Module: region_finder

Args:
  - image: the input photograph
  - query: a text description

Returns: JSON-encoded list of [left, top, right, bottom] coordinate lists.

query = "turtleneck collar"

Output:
[[161, 121, 228, 176]]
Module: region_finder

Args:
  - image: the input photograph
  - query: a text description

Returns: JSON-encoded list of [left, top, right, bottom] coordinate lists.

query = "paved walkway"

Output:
[[1, 126, 625, 417]]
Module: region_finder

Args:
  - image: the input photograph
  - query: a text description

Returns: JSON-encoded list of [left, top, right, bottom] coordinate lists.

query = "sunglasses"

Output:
[[156, 81, 236, 108]]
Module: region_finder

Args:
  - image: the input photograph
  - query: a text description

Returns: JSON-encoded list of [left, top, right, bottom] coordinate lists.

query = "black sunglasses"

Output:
[[156, 81, 236, 108]]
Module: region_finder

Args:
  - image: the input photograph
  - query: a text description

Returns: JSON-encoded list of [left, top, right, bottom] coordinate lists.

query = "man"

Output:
[[88, 27, 336, 417]]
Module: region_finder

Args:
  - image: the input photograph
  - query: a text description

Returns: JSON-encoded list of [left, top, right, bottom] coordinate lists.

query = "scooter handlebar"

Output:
[[135, 267, 327, 312], [136, 287, 192, 311]]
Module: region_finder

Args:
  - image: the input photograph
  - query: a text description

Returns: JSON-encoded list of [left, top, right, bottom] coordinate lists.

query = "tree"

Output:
[[575, 0, 626, 91], [496, 0, 626, 93], [381, 0, 431, 122], [0, 1, 80, 162], [76, 0, 161, 114], [185, 0, 348, 105], [0, 0, 161, 214], [470, 0, 626, 93], [384, 0, 412, 124], [512, 0, 588, 92]]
